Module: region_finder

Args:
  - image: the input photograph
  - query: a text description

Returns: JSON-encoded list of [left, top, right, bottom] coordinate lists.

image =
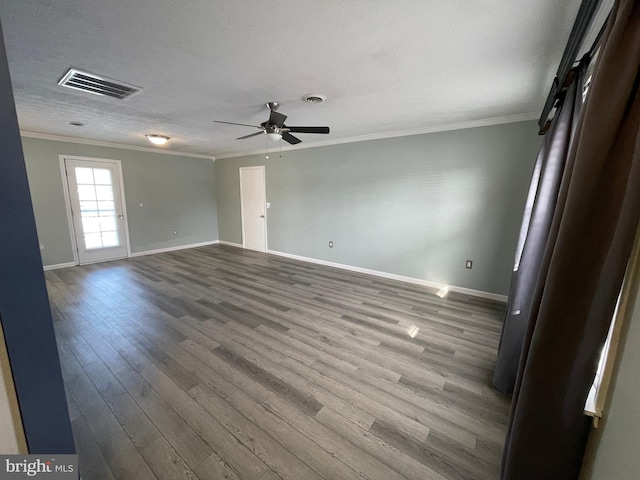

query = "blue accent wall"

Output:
[[0, 21, 75, 453]]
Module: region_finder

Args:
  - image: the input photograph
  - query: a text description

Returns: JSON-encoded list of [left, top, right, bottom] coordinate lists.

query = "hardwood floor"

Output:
[[45, 244, 511, 480]]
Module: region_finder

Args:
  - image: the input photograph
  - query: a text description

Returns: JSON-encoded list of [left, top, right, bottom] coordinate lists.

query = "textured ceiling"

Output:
[[0, 1, 582, 158]]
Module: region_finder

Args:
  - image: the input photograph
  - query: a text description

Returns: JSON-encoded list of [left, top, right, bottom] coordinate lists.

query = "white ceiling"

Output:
[[0, 1, 582, 158]]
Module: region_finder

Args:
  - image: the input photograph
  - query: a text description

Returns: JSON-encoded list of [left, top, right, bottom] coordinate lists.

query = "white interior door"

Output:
[[240, 166, 267, 252], [63, 158, 129, 264]]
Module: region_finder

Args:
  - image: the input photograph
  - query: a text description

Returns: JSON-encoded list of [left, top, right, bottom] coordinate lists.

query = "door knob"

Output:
[[260, 215, 265, 218], [118, 214, 124, 219]]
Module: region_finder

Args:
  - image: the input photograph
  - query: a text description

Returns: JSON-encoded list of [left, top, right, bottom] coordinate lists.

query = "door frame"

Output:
[[239, 165, 267, 252], [59, 155, 132, 265]]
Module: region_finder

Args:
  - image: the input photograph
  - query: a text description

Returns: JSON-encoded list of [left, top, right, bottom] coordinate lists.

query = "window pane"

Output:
[[75, 167, 94, 184], [82, 217, 100, 234], [97, 201, 115, 216], [95, 185, 114, 201], [77, 185, 97, 201], [84, 233, 102, 249], [79, 201, 98, 216], [93, 168, 112, 185], [99, 216, 116, 232], [101, 231, 119, 247], [74, 164, 121, 252]]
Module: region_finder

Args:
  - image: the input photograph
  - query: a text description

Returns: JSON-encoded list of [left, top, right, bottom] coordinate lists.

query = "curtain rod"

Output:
[[538, 0, 602, 134]]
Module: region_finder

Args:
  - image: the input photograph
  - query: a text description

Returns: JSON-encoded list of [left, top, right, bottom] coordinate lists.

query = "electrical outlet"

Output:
[[173, 230, 178, 235], [329, 241, 334, 248], [39, 244, 45, 251], [466, 260, 473, 269]]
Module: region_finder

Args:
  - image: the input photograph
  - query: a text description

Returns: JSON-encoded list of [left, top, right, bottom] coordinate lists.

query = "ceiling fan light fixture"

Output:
[[145, 134, 169, 145], [267, 132, 282, 141]]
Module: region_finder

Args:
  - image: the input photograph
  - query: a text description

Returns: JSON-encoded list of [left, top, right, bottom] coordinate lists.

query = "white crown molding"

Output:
[[22, 112, 537, 162], [21, 131, 216, 161], [215, 112, 539, 160], [266, 249, 508, 303]]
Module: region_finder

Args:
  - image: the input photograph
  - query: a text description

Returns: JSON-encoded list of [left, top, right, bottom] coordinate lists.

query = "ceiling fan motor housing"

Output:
[[261, 123, 281, 134]]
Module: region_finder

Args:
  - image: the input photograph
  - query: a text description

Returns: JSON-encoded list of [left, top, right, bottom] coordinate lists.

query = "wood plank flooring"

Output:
[[45, 244, 511, 480]]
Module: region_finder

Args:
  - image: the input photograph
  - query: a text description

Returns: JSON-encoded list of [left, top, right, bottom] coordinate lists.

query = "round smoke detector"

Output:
[[302, 93, 326, 104]]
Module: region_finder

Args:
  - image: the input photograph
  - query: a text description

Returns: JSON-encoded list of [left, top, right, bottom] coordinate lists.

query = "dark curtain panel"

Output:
[[493, 61, 585, 394], [501, 0, 640, 478]]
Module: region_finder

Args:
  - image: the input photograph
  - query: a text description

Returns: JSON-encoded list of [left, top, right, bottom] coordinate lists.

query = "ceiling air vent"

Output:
[[58, 68, 141, 100]]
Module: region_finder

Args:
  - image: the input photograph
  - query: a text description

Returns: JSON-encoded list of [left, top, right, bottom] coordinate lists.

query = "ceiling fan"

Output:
[[214, 102, 330, 145]]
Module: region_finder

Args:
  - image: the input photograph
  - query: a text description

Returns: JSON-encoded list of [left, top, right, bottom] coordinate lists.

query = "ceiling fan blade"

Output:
[[282, 132, 302, 145], [237, 131, 265, 140], [269, 111, 287, 127], [286, 126, 330, 134], [214, 120, 261, 128]]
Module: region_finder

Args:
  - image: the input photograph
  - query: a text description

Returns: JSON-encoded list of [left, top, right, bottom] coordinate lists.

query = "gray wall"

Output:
[[216, 120, 540, 296], [22, 137, 218, 266], [580, 250, 640, 480]]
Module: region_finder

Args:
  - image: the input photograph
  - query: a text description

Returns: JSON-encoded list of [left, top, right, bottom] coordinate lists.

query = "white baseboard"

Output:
[[43, 242, 506, 302], [267, 249, 507, 303], [448, 285, 508, 303], [43, 241, 220, 270], [43, 261, 77, 271], [129, 240, 219, 258], [217, 240, 244, 249]]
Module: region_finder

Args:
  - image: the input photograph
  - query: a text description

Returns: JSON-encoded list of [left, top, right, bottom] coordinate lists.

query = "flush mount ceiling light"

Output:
[[145, 134, 169, 145], [302, 93, 327, 103]]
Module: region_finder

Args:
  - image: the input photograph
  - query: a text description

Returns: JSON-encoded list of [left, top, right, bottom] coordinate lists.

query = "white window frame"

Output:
[[584, 224, 640, 427]]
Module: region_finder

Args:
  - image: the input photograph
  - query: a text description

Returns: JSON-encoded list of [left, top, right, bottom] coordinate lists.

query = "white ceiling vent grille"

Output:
[[58, 68, 141, 100]]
